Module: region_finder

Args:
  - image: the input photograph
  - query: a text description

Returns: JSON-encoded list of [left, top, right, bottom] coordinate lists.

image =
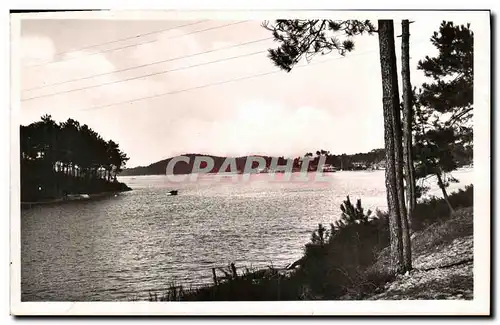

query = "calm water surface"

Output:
[[21, 169, 473, 301]]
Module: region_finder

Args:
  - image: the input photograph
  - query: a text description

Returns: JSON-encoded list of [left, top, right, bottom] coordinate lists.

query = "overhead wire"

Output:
[[81, 49, 380, 112], [23, 37, 431, 112], [24, 20, 249, 68], [23, 36, 274, 92], [24, 20, 209, 68], [22, 49, 268, 101]]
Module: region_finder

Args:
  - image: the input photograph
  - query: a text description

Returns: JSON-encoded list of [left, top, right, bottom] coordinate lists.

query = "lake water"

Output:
[[21, 169, 473, 301]]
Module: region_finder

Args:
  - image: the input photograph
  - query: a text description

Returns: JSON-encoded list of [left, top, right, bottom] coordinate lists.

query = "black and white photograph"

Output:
[[9, 9, 490, 316]]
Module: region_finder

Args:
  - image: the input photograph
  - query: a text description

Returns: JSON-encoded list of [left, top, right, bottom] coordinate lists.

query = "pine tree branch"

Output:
[[446, 106, 473, 126]]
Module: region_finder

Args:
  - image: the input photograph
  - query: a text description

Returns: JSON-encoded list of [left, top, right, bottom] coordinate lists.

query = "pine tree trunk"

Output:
[[378, 20, 404, 274], [393, 19, 412, 272], [393, 81, 412, 272], [436, 172, 455, 215], [401, 19, 417, 224]]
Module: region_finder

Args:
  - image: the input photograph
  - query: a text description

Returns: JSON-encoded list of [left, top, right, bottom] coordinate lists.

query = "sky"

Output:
[[18, 15, 471, 167]]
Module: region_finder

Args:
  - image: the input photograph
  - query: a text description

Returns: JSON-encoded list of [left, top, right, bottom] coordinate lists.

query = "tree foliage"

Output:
[[262, 20, 376, 72], [413, 21, 473, 210], [417, 21, 473, 129]]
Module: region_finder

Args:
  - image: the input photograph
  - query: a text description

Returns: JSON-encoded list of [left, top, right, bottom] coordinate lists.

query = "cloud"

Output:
[[147, 100, 383, 160], [20, 35, 56, 65]]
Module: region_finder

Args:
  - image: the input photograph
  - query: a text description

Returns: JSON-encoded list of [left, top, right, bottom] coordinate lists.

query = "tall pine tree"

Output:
[[401, 20, 417, 227], [414, 21, 473, 213], [263, 19, 412, 273]]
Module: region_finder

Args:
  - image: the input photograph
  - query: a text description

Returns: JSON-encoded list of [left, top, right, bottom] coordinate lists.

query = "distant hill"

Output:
[[119, 146, 473, 177], [119, 149, 392, 176], [119, 154, 286, 176]]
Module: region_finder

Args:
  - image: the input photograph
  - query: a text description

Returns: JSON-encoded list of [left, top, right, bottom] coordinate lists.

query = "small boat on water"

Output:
[[169, 190, 178, 196], [322, 165, 338, 173], [66, 194, 90, 199]]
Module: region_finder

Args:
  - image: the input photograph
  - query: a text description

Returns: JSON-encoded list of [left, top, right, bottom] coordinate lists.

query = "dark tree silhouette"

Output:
[[20, 115, 130, 201]]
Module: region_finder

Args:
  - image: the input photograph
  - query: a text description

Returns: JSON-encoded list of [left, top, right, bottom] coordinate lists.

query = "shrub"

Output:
[[310, 223, 330, 245], [298, 197, 390, 298], [148, 267, 304, 301], [335, 196, 372, 228], [412, 185, 473, 231]]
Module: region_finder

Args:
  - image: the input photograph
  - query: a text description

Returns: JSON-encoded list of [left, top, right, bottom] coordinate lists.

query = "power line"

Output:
[[81, 49, 378, 112], [26, 38, 158, 68], [22, 49, 267, 101], [24, 20, 209, 68], [82, 68, 281, 112], [24, 38, 431, 112], [24, 20, 249, 68], [23, 36, 274, 92], [56, 21, 208, 58], [23, 37, 430, 101]]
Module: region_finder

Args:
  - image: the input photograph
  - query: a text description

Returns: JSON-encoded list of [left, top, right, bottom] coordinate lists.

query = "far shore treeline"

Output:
[[120, 150, 386, 176], [20, 115, 131, 202], [119, 148, 472, 177]]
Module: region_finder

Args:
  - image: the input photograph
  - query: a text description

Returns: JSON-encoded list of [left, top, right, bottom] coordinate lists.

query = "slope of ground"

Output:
[[365, 207, 473, 300]]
